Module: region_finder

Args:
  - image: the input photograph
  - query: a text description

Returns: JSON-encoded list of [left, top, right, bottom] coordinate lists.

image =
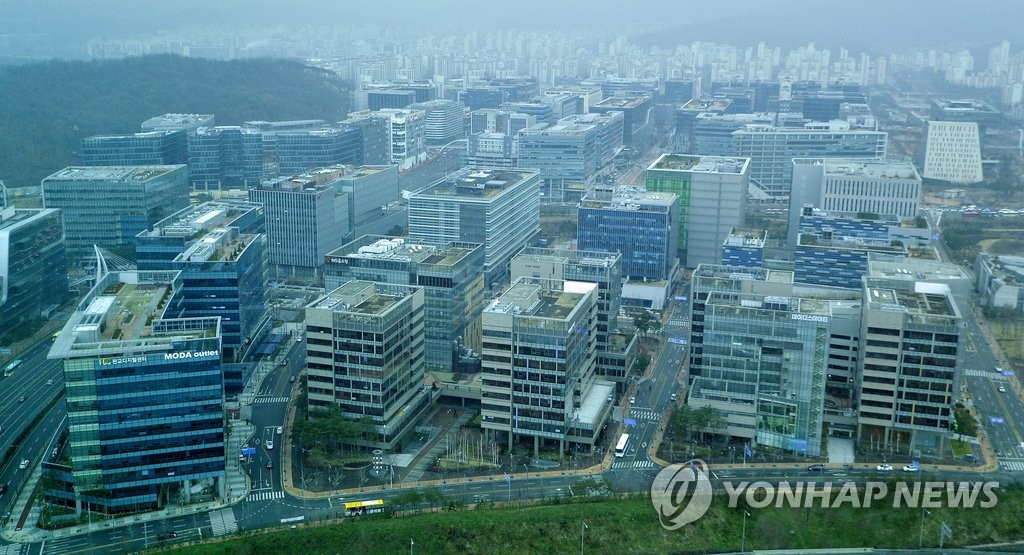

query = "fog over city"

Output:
[[2, 0, 1023, 57]]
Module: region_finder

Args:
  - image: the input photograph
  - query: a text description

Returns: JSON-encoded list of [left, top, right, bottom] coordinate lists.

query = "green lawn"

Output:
[[160, 484, 1024, 554]]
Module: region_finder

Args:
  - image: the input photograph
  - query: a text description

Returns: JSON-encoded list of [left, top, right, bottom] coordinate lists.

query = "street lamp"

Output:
[[581, 520, 588, 555], [919, 508, 931, 548], [741, 510, 750, 552]]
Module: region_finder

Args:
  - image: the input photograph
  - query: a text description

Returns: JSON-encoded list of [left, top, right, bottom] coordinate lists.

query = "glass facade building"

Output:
[[136, 201, 267, 386], [408, 168, 541, 287], [42, 166, 190, 261], [47, 264, 224, 513], [249, 170, 350, 273], [323, 236, 485, 373], [81, 131, 187, 167], [577, 186, 678, 281], [187, 126, 265, 189], [274, 128, 361, 176], [0, 207, 68, 347], [304, 281, 431, 450], [480, 278, 613, 454]]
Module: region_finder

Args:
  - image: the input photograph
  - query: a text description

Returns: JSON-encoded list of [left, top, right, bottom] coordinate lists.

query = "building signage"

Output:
[[325, 257, 349, 265], [790, 313, 829, 323], [99, 355, 147, 366], [163, 350, 220, 361]]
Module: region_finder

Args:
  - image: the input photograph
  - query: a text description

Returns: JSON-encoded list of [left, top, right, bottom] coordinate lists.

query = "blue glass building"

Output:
[[135, 202, 267, 391], [577, 185, 678, 281], [47, 262, 225, 514], [81, 131, 187, 167], [187, 126, 264, 189]]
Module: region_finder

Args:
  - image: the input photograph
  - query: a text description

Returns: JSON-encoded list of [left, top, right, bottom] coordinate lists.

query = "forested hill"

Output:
[[0, 54, 350, 188]]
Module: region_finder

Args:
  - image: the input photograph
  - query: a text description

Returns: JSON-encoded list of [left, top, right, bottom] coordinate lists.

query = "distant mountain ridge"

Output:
[[0, 54, 349, 188]]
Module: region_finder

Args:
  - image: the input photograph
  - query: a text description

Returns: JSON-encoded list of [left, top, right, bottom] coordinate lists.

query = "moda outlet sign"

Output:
[[651, 459, 999, 530]]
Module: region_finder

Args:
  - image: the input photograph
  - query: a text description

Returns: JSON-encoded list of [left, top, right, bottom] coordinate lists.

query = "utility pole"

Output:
[[580, 521, 588, 555], [741, 510, 750, 552]]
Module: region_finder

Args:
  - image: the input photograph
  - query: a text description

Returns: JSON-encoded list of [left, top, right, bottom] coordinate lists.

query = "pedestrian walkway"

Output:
[[964, 368, 1005, 379], [611, 460, 657, 469], [1000, 459, 1024, 472], [209, 508, 237, 537], [252, 396, 289, 404], [628, 409, 663, 421], [403, 410, 477, 483], [246, 490, 285, 502]]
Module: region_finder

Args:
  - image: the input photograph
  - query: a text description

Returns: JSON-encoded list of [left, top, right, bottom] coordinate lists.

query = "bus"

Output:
[[344, 499, 385, 516], [3, 359, 22, 377], [614, 433, 630, 457]]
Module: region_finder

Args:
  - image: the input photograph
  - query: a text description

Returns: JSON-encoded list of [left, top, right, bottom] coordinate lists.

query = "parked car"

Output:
[[276, 426, 283, 435]]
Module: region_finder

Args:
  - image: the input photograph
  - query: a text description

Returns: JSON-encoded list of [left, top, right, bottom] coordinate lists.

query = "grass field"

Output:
[[161, 482, 1024, 554]]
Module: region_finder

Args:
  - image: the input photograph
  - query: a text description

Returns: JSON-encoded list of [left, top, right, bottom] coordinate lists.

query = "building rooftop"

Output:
[[325, 236, 479, 268], [680, 98, 732, 112], [195, 126, 262, 137], [312, 280, 418, 316], [49, 269, 220, 359], [261, 166, 350, 191], [867, 285, 958, 320], [520, 121, 597, 136], [693, 264, 795, 285], [648, 153, 749, 174], [419, 168, 536, 200], [84, 130, 181, 140], [867, 254, 970, 282], [593, 96, 650, 109], [43, 165, 184, 183], [0, 208, 59, 231], [516, 247, 620, 269], [141, 201, 261, 240], [724, 228, 768, 248], [141, 113, 214, 131], [798, 232, 906, 254], [792, 158, 921, 181], [486, 279, 595, 321], [580, 186, 677, 210]]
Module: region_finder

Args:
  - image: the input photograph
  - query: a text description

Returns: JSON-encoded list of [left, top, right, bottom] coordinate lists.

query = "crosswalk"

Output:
[[1000, 459, 1024, 472], [252, 396, 290, 404], [210, 507, 238, 537], [247, 490, 285, 502], [629, 409, 663, 421], [612, 459, 658, 469], [964, 369, 1006, 379]]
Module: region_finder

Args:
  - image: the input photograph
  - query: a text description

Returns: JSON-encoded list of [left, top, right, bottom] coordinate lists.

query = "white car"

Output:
[[629, 396, 636, 404], [18, 459, 29, 470], [999, 386, 1007, 393], [902, 464, 920, 472], [276, 426, 283, 435], [876, 464, 893, 472]]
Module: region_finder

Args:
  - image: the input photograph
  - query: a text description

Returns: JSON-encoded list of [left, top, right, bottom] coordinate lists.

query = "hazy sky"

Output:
[[1, 0, 1022, 53]]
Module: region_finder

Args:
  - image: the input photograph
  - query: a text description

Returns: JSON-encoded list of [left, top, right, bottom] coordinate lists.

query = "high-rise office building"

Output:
[[47, 261, 224, 513], [511, 248, 637, 392], [135, 201, 267, 384], [367, 89, 417, 111], [733, 122, 887, 197], [42, 166, 190, 261], [922, 121, 983, 184], [81, 131, 187, 167], [187, 126, 264, 189], [339, 113, 391, 166], [789, 158, 922, 248], [410, 100, 465, 146], [577, 185, 678, 281], [589, 95, 654, 149], [373, 109, 428, 167], [305, 281, 431, 450], [323, 236, 485, 373], [480, 277, 613, 455], [688, 265, 832, 456], [408, 168, 541, 287], [721, 228, 768, 269], [248, 169, 350, 275], [0, 206, 68, 347], [857, 282, 962, 455], [517, 121, 600, 199], [333, 165, 401, 235], [140, 113, 215, 134], [645, 154, 749, 268], [467, 132, 517, 169], [274, 127, 362, 176]]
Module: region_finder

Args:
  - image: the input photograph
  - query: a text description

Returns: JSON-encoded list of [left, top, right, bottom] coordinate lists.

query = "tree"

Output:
[[668, 404, 723, 442], [633, 310, 661, 337], [631, 354, 651, 375]]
